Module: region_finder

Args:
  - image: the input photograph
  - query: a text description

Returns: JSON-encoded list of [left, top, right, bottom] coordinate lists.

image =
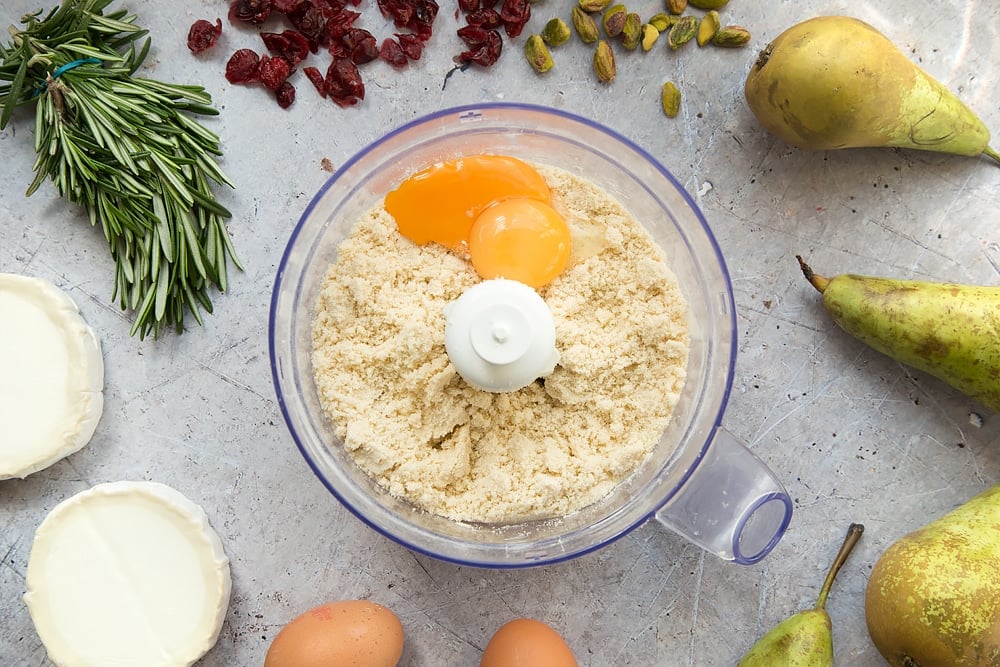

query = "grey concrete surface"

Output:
[[2, 1, 999, 665]]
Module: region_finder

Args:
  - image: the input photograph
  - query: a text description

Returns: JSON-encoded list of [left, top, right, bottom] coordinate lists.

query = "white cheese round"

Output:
[[0, 273, 104, 479], [23, 481, 233, 667]]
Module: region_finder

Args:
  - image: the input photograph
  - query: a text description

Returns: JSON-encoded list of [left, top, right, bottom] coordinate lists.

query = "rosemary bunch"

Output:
[[0, 0, 241, 339]]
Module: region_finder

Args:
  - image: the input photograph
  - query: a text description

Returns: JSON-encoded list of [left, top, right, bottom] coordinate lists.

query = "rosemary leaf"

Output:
[[190, 187, 231, 218], [126, 37, 150, 75], [150, 151, 195, 207], [153, 258, 168, 321], [155, 214, 172, 262], [178, 205, 208, 280], [131, 283, 157, 337], [60, 42, 118, 61], [1, 55, 28, 128], [89, 15, 142, 34]]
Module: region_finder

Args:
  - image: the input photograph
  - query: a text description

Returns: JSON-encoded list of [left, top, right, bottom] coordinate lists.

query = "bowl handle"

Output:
[[654, 428, 792, 565]]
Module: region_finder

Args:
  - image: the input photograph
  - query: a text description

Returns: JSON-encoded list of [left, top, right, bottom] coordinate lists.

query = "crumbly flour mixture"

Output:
[[311, 165, 689, 523]]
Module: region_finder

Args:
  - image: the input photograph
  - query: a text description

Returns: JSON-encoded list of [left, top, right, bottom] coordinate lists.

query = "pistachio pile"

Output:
[[524, 0, 750, 118]]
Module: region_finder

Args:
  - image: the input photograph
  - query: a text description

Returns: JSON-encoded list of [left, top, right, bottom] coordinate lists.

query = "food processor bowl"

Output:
[[269, 103, 792, 568]]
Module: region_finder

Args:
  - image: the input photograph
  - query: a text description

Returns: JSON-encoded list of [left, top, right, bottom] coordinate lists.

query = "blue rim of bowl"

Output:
[[268, 101, 738, 568]]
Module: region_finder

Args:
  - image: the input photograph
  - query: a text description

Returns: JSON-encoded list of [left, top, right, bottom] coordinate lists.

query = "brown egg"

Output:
[[264, 600, 404, 667], [480, 618, 578, 667]]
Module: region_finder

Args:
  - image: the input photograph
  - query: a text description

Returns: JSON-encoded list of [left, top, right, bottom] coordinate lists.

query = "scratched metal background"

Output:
[[2, 1, 999, 665]]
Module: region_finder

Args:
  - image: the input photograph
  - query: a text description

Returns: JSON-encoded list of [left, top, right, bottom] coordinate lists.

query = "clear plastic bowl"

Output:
[[269, 103, 791, 568]]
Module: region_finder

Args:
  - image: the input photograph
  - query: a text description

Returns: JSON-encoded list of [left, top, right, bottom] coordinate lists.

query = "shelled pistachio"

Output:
[[713, 25, 751, 47], [621, 13, 641, 50], [696, 10, 721, 46], [667, 15, 697, 49], [689, 0, 728, 8], [647, 12, 672, 31], [661, 81, 681, 117], [640, 23, 660, 51], [602, 4, 627, 37], [593, 40, 616, 82], [525, 34, 555, 72], [572, 6, 600, 43], [542, 17, 571, 46]]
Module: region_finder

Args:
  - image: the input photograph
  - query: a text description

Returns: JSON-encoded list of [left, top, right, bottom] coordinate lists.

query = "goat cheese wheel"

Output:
[[24, 481, 233, 667], [0, 273, 104, 479]]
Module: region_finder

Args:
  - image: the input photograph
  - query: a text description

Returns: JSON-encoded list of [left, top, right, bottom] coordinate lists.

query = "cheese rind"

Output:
[[0, 273, 104, 479], [23, 481, 233, 667]]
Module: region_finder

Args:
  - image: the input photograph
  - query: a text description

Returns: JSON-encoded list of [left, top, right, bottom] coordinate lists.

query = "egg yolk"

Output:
[[468, 198, 571, 289], [385, 154, 552, 254]]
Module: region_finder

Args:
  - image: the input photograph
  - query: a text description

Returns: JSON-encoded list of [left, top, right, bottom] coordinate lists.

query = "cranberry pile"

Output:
[[188, 0, 438, 108], [188, 0, 531, 108]]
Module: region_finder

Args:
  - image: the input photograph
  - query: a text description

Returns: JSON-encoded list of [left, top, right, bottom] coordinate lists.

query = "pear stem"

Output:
[[815, 523, 864, 611], [983, 146, 1000, 166], [796, 255, 830, 293]]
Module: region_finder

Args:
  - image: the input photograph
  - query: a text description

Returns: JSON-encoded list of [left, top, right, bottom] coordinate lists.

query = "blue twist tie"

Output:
[[33, 57, 103, 96]]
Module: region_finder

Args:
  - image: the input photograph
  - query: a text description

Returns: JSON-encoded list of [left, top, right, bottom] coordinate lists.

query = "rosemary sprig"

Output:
[[0, 0, 241, 339]]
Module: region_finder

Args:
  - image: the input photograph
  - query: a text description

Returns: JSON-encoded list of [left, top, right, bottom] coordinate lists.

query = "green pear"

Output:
[[866, 485, 1000, 666], [738, 523, 864, 667], [796, 256, 1000, 412], [744, 16, 1000, 165]]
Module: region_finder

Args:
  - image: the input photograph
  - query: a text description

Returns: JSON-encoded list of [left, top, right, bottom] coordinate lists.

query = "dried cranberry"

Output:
[[187, 18, 222, 54], [328, 41, 349, 59], [258, 55, 293, 90], [466, 8, 501, 29], [261, 31, 289, 54], [379, 38, 408, 67], [325, 57, 365, 107], [409, 0, 439, 37], [318, 8, 360, 43], [396, 33, 424, 60], [456, 25, 502, 67], [275, 81, 296, 108], [480, 0, 498, 8], [499, 0, 529, 37], [376, 0, 407, 25], [341, 28, 378, 64], [312, 0, 348, 16], [350, 39, 378, 64], [378, 0, 438, 34], [302, 65, 327, 96], [225, 48, 262, 83], [261, 30, 311, 65], [272, 0, 305, 13], [415, 0, 439, 24], [458, 0, 478, 12], [228, 0, 272, 24], [288, 30, 313, 62], [412, 24, 434, 42], [457, 24, 486, 45], [287, 2, 327, 50]]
